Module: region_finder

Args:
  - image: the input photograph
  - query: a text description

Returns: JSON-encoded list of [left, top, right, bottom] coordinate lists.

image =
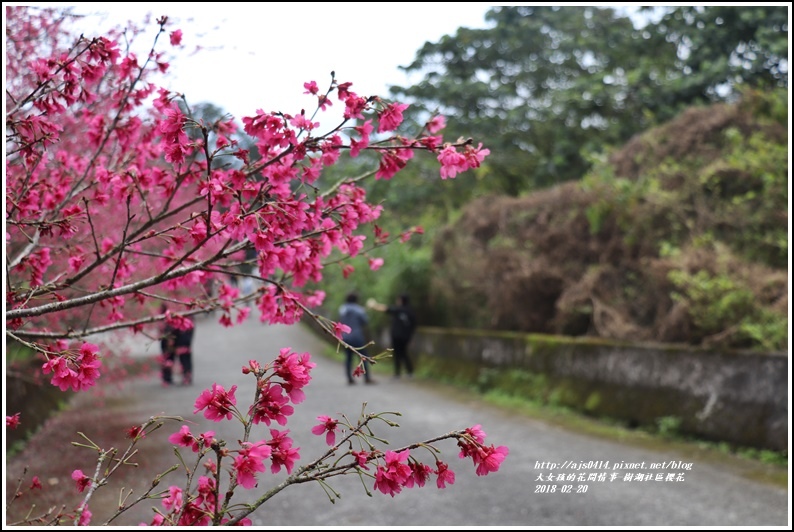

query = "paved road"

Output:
[[65, 315, 791, 526]]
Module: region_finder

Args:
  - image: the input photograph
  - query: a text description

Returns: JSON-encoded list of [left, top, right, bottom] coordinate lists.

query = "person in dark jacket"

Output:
[[159, 311, 176, 387], [338, 292, 375, 385], [368, 293, 417, 378], [160, 305, 195, 386], [172, 318, 195, 385]]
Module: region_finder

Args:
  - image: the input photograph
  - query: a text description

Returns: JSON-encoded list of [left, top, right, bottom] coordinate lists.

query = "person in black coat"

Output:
[[159, 305, 195, 386], [368, 293, 417, 378]]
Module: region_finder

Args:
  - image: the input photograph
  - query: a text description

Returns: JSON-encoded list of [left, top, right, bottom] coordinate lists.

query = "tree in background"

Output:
[[647, 6, 789, 99], [5, 6, 505, 526], [390, 5, 789, 196], [328, 5, 789, 329]]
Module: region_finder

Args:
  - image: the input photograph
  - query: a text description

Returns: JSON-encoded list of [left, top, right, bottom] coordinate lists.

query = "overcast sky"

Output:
[[61, 3, 495, 122]]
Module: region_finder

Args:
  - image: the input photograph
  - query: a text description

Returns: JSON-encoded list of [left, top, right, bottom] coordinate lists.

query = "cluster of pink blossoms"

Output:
[[437, 143, 491, 179], [157, 426, 255, 525], [458, 424, 510, 476], [310, 418, 509, 497], [41, 342, 102, 392], [131, 351, 315, 524], [144, 478, 250, 527]]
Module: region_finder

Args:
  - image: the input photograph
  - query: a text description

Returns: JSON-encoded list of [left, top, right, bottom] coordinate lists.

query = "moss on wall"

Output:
[[413, 327, 787, 451]]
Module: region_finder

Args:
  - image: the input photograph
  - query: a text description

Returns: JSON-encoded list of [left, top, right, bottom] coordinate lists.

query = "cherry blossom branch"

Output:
[[5, 37, 93, 117], [7, 232, 41, 270], [103, 464, 180, 526], [7, 243, 241, 320], [68, 23, 171, 205], [106, 195, 134, 290], [320, 168, 378, 198], [223, 420, 466, 526], [10, 207, 250, 325]]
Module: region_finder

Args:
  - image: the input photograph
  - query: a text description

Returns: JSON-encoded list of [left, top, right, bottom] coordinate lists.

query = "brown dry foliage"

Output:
[[430, 99, 788, 350]]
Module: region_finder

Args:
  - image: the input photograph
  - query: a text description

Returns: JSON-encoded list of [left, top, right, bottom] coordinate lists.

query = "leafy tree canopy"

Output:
[[389, 5, 789, 195]]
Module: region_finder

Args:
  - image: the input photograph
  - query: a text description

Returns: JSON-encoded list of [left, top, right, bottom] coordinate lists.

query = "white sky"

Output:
[[11, 3, 658, 123], [57, 3, 495, 122]]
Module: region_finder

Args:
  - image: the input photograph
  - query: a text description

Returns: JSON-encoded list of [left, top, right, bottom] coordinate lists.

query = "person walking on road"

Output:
[[173, 315, 195, 385], [159, 304, 195, 386], [159, 305, 177, 387], [338, 292, 376, 385], [368, 293, 417, 379]]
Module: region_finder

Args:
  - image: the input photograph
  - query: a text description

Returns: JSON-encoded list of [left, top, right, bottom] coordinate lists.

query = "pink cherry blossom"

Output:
[[269, 437, 300, 475], [4, 10, 508, 518], [437, 146, 468, 179], [303, 81, 319, 95], [158, 104, 190, 166], [233, 441, 272, 489], [317, 94, 332, 111], [376, 149, 413, 180], [193, 383, 238, 421], [145, 514, 165, 526], [463, 142, 490, 169], [249, 383, 294, 426], [290, 113, 319, 131], [405, 461, 433, 488], [435, 460, 456, 488], [474, 444, 510, 476], [273, 348, 315, 393], [373, 449, 412, 497], [378, 102, 409, 133], [41, 343, 102, 392], [311, 415, 340, 446], [344, 95, 368, 119], [350, 120, 373, 157], [125, 425, 146, 440], [341, 264, 355, 278], [71, 470, 91, 493], [6, 413, 21, 429], [77, 508, 92, 526], [426, 114, 446, 134], [419, 134, 443, 151], [162, 485, 183, 511], [168, 425, 195, 448], [267, 428, 292, 450], [351, 450, 371, 470], [68, 254, 85, 272], [333, 321, 352, 340], [196, 431, 216, 453], [457, 438, 478, 461], [203, 459, 218, 475], [196, 476, 217, 512], [179, 500, 211, 526], [75, 342, 102, 389], [465, 424, 487, 444], [169, 29, 182, 46]]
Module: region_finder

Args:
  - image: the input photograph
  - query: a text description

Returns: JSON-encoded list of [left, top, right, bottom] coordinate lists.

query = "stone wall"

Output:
[[410, 327, 788, 451]]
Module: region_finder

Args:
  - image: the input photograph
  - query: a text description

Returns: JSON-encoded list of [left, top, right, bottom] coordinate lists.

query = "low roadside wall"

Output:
[[409, 327, 788, 451]]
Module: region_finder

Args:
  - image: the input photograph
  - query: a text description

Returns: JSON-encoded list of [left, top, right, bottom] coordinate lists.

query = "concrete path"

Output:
[[13, 314, 790, 527]]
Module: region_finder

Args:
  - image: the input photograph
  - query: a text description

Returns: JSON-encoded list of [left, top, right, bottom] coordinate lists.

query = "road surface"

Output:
[[6, 315, 790, 527]]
